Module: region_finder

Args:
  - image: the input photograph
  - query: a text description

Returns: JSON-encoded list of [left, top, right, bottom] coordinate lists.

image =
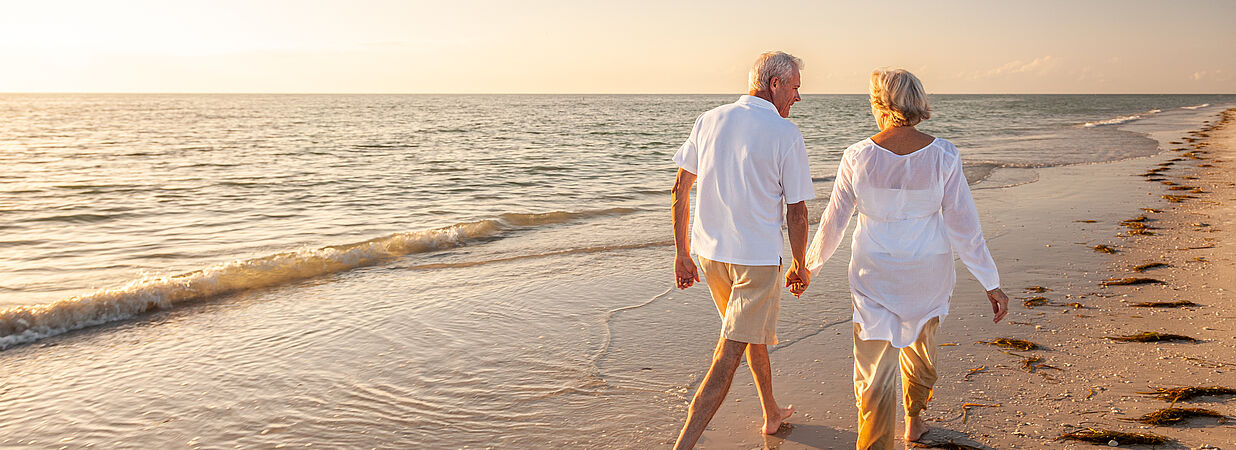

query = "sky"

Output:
[[0, 0, 1233, 94]]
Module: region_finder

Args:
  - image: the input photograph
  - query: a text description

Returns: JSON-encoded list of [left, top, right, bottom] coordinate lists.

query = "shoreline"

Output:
[[697, 108, 1236, 448]]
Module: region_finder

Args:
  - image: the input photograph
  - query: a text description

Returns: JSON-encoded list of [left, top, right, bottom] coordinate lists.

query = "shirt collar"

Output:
[[736, 95, 778, 112]]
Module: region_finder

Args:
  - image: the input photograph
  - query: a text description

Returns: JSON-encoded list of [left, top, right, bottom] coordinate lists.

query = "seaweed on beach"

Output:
[[1163, 194, 1194, 202], [977, 338, 1038, 351], [1022, 296, 1049, 308], [1100, 277, 1164, 287], [1130, 300, 1199, 308], [1093, 244, 1117, 254], [1122, 407, 1226, 426], [1106, 332, 1197, 343], [1126, 228, 1155, 236], [1020, 355, 1042, 371], [963, 365, 986, 381], [957, 403, 1001, 424], [1139, 386, 1236, 402], [1131, 262, 1169, 272], [1057, 428, 1171, 445], [1073, 219, 1097, 223], [1015, 355, 1062, 374], [1024, 286, 1051, 293], [1086, 387, 1101, 399], [1141, 208, 1161, 213], [1167, 185, 1198, 191]]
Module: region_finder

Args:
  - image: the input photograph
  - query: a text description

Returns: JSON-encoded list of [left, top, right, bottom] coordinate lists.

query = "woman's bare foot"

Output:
[[762, 404, 795, 435], [904, 414, 928, 441]]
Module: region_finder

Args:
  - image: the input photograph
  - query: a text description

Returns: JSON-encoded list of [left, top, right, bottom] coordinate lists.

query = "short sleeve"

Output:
[[672, 115, 702, 174], [780, 131, 815, 204]]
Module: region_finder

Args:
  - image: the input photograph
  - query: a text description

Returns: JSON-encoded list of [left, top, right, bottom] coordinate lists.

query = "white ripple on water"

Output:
[[0, 207, 637, 350], [1082, 109, 1162, 127]]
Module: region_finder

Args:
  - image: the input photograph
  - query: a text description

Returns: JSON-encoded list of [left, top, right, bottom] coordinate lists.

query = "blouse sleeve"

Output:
[[805, 154, 856, 274], [941, 154, 1000, 290]]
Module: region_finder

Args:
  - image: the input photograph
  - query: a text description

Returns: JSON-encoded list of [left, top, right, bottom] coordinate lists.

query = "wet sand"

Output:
[[696, 108, 1236, 449]]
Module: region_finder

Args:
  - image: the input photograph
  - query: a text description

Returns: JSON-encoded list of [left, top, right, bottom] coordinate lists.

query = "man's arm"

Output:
[[672, 168, 699, 289], [784, 201, 809, 297]]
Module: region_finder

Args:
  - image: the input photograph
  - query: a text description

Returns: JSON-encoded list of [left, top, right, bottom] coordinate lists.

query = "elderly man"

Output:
[[671, 51, 814, 449]]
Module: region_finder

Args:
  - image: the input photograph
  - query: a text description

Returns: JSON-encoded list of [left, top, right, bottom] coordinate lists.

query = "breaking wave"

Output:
[[1181, 104, 1209, 110], [0, 207, 637, 350], [1083, 109, 1161, 128]]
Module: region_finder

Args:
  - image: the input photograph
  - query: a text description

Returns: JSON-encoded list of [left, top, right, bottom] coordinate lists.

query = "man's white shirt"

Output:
[[673, 95, 815, 266]]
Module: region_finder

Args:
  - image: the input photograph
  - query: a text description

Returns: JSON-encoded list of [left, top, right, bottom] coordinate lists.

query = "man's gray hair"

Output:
[[748, 51, 804, 93]]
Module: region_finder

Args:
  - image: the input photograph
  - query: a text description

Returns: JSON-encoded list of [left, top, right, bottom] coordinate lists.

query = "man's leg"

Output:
[[745, 343, 795, 434], [675, 337, 748, 450], [900, 317, 940, 442]]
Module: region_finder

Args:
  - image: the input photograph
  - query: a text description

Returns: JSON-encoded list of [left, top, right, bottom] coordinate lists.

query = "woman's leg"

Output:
[[852, 323, 899, 450], [899, 317, 941, 441]]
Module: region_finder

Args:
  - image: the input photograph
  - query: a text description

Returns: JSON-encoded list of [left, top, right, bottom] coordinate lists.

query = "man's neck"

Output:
[[749, 90, 774, 104]]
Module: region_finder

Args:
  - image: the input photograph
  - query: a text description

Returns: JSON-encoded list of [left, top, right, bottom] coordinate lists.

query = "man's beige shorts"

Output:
[[697, 257, 781, 345]]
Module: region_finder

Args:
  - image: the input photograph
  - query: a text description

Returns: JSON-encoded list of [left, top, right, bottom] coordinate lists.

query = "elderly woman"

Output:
[[805, 69, 1009, 449]]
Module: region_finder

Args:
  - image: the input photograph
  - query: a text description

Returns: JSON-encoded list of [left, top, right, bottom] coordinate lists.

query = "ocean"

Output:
[[1, 94, 1232, 448]]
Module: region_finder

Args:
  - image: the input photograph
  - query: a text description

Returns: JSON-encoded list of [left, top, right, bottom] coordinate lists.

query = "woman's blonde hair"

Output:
[[869, 68, 931, 127]]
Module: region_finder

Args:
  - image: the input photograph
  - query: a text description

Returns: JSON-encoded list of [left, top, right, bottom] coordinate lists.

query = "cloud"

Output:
[[1191, 70, 1230, 81], [1075, 65, 1105, 83], [964, 56, 1058, 80]]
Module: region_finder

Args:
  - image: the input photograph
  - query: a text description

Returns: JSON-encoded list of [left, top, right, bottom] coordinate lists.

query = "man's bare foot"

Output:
[[904, 414, 928, 442], [762, 405, 795, 435]]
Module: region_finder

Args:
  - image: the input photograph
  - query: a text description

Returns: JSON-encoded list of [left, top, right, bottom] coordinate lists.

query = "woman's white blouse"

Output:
[[806, 137, 1000, 348]]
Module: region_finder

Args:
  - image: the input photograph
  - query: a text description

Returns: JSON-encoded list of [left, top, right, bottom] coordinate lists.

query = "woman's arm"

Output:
[[942, 155, 1007, 322], [941, 155, 1000, 291], [805, 155, 856, 273]]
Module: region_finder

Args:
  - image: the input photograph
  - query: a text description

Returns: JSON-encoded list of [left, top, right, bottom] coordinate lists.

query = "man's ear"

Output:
[[769, 76, 781, 89]]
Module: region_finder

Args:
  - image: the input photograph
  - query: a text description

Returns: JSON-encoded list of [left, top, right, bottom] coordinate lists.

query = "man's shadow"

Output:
[[761, 423, 858, 450]]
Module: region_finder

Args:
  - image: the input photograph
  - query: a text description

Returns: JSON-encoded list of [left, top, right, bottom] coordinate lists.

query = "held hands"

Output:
[[987, 288, 1009, 323], [674, 253, 700, 289], [785, 261, 810, 298]]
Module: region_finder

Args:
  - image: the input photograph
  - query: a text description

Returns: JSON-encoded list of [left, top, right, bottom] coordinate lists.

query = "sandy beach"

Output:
[[697, 108, 1236, 449]]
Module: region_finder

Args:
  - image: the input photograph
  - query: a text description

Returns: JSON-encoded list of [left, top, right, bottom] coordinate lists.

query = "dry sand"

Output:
[[695, 108, 1236, 449]]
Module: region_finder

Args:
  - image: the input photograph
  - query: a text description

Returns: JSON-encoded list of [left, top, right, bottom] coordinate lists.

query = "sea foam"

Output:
[[0, 207, 635, 350], [1083, 109, 1162, 128]]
